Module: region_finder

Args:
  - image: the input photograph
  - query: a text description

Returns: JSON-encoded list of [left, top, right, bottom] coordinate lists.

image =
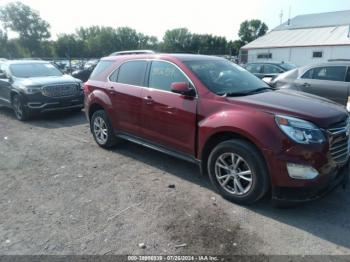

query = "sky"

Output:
[[0, 0, 349, 41]]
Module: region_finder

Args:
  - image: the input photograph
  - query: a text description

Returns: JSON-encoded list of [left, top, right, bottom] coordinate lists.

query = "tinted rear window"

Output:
[[245, 64, 262, 73], [263, 64, 282, 74], [117, 60, 148, 86], [90, 60, 113, 79], [279, 63, 296, 71], [302, 66, 346, 82]]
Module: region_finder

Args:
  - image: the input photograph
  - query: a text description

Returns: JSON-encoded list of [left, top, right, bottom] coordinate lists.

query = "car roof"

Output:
[[247, 61, 290, 65], [102, 53, 225, 62], [305, 62, 350, 67], [299, 61, 350, 72], [5, 60, 51, 65]]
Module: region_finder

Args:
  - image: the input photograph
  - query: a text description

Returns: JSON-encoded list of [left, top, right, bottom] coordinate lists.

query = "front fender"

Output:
[[198, 110, 284, 159]]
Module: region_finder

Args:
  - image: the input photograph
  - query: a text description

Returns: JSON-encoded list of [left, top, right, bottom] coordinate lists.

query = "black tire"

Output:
[[90, 109, 118, 148], [12, 94, 31, 121], [207, 139, 269, 205]]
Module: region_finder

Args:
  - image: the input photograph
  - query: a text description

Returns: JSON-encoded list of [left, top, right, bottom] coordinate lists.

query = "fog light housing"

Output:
[[287, 163, 319, 180]]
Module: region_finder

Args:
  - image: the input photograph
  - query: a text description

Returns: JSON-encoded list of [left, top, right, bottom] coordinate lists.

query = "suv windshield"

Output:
[[10, 63, 63, 78], [184, 59, 270, 96]]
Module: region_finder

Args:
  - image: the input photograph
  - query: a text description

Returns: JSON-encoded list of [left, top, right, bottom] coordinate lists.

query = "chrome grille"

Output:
[[42, 84, 79, 98], [328, 117, 350, 164]]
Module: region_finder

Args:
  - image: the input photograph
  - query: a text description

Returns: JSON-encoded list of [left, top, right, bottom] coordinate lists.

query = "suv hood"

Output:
[[15, 75, 81, 86], [228, 89, 348, 128]]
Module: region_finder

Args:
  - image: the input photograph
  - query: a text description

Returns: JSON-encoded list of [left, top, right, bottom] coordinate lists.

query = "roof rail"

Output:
[[109, 50, 156, 56], [328, 59, 350, 62]]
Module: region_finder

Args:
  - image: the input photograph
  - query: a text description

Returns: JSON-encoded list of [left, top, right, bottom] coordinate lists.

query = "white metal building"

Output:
[[240, 10, 350, 66]]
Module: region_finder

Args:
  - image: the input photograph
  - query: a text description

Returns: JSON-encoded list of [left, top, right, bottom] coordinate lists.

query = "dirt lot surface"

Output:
[[0, 108, 350, 255]]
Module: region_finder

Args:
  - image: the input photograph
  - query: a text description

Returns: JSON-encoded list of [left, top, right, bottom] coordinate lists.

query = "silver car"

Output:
[[271, 62, 350, 111]]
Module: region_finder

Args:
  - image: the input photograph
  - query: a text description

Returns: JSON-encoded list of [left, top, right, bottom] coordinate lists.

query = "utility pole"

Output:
[[279, 10, 284, 25], [288, 6, 292, 25]]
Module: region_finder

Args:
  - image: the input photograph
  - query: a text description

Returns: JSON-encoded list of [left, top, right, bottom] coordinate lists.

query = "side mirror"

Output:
[[171, 82, 195, 96]]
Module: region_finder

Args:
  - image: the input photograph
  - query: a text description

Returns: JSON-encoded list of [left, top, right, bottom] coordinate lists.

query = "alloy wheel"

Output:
[[214, 152, 253, 195], [13, 96, 23, 119], [93, 116, 108, 145]]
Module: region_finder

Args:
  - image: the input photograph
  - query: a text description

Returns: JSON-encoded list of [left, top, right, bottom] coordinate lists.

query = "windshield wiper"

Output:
[[244, 87, 275, 95], [217, 92, 250, 97], [217, 87, 274, 97]]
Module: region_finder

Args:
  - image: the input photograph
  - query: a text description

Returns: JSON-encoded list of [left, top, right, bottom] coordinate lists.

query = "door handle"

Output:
[[144, 96, 153, 105], [109, 86, 116, 95], [302, 83, 311, 88]]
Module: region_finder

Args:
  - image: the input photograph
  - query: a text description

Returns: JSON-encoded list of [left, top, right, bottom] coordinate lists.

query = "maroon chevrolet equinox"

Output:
[[84, 52, 349, 205]]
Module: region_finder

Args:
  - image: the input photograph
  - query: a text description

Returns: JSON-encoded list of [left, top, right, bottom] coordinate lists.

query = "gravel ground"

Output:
[[0, 108, 350, 255]]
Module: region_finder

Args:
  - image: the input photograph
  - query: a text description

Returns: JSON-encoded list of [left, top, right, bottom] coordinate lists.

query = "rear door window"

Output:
[[117, 60, 148, 86], [263, 64, 282, 74], [245, 64, 262, 74], [346, 67, 350, 82], [90, 60, 113, 79], [302, 66, 346, 82]]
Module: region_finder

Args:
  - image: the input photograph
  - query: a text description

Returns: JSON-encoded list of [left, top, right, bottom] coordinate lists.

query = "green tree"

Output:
[[0, 28, 9, 57], [138, 33, 159, 50], [162, 28, 193, 52], [115, 27, 139, 51], [0, 2, 51, 56], [55, 34, 85, 58], [238, 19, 268, 44], [229, 39, 245, 56], [191, 34, 229, 55], [81, 26, 118, 57]]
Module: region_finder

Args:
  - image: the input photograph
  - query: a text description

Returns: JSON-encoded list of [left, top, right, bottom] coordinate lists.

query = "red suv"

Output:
[[84, 52, 349, 205]]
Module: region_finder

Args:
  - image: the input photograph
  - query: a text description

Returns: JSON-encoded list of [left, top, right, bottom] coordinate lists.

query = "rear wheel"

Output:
[[90, 110, 118, 148], [207, 139, 269, 205], [12, 94, 31, 121]]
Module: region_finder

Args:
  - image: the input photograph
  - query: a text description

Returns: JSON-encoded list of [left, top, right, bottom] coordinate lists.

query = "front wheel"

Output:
[[207, 139, 269, 205], [12, 94, 31, 121], [90, 110, 118, 148]]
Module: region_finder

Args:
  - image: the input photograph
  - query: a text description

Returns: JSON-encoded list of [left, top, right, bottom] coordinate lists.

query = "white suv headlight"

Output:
[[275, 115, 326, 144]]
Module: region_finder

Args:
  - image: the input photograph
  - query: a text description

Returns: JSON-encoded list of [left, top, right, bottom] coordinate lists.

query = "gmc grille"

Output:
[[42, 84, 79, 98], [328, 117, 350, 165]]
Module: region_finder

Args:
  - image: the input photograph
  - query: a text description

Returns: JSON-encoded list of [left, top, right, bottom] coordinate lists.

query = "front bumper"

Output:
[[23, 91, 84, 113], [272, 160, 349, 202]]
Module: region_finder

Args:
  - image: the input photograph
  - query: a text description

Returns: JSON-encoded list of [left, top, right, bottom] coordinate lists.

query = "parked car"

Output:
[[72, 60, 98, 82], [84, 59, 99, 70], [245, 62, 296, 80], [84, 53, 349, 205], [0, 60, 84, 120], [271, 62, 350, 111]]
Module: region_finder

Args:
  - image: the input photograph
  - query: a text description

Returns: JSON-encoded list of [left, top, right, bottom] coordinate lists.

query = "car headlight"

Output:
[[19, 85, 42, 94], [275, 115, 325, 144]]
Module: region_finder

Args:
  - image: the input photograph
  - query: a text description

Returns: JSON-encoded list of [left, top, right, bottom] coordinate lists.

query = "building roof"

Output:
[[242, 10, 350, 50], [274, 10, 350, 31]]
